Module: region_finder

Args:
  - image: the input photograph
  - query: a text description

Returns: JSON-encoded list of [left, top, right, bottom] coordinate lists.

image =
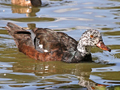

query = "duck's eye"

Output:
[[90, 35, 94, 38]]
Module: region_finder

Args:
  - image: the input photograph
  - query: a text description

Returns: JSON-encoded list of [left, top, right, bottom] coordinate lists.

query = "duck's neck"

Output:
[[70, 49, 92, 63], [62, 40, 93, 63], [77, 40, 91, 56]]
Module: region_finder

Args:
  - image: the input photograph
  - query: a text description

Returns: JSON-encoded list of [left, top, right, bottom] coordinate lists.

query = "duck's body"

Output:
[[6, 22, 111, 63], [11, 0, 42, 7]]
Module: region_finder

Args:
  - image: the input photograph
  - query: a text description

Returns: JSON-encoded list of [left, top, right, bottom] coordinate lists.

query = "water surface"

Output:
[[0, 0, 120, 90]]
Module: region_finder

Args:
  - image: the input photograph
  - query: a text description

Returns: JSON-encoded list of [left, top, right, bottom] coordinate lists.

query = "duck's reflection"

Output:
[[11, 60, 111, 90], [27, 23, 36, 30], [12, 6, 31, 14], [11, 6, 40, 17]]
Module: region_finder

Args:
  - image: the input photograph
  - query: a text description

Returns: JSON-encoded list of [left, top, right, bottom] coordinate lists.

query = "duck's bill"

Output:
[[96, 41, 111, 52]]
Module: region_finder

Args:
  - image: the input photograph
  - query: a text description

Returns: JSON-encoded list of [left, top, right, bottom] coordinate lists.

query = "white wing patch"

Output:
[[44, 50, 49, 52], [39, 44, 43, 48], [39, 44, 49, 52]]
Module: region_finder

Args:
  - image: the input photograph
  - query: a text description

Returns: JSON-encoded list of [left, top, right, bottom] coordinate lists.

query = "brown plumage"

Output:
[[6, 22, 77, 62], [11, 0, 42, 7]]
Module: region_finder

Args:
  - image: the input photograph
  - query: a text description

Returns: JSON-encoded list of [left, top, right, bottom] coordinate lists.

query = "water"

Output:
[[0, 0, 120, 90]]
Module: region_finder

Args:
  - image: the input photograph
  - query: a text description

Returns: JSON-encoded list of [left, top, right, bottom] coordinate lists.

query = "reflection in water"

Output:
[[10, 60, 114, 90], [11, 61, 92, 89], [1, 59, 116, 90], [27, 23, 36, 29], [11, 5, 40, 17]]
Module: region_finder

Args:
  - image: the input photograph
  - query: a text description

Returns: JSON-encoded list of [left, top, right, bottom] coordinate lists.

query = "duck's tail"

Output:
[[6, 22, 34, 48], [6, 22, 62, 61]]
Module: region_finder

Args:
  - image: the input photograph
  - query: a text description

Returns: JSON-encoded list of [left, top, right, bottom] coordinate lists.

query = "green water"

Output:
[[0, 0, 120, 90]]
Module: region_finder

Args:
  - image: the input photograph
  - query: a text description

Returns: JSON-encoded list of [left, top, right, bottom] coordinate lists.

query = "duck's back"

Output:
[[33, 28, 78, 54]]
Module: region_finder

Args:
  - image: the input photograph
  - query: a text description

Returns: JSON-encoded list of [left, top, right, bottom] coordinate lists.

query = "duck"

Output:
[[11, 0, 42, 7], [6, 22, 111, 63], [30, 0, 42, 7]]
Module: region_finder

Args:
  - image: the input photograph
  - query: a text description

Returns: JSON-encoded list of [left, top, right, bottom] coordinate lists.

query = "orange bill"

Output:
[[96, 41, 111, 52]]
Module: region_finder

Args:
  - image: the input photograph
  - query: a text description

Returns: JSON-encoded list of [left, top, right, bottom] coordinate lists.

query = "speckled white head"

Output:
[[77, 29, 102, 54]]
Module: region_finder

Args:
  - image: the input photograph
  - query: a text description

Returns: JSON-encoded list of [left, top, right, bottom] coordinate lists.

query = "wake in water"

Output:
[[94, 51, 116, 65]]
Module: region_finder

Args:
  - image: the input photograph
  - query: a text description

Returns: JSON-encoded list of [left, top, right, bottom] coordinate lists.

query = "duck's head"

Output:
[[77, 29, 111, 55]]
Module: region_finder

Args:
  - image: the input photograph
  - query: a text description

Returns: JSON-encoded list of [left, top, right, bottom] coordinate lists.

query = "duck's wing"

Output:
[[57, 32, 78, 52], [33, 28, 67, 53], [56, 32, 78, 62], [33, 28, 78, 63], [33, 28, 78, 53]]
